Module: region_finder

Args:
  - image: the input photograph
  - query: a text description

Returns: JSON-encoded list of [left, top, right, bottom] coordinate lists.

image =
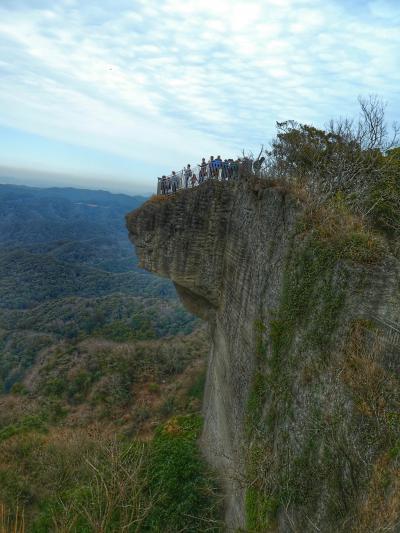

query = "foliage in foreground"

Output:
[[0, 416, 222, 533], [145, 415, 221, 531]]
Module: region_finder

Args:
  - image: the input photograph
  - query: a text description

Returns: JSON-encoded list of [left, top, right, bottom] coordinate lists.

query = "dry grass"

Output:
[[0, 427, 154, 532], [267, 177, 311, 203], [0, 503, 25, 533], [341, 321, 400, 531], [0, 397, 39, 430], [301, 196, 386, 264], [49, 431, 153, 533], [342, 321, 398, 426], [353, 453, 400, 533], [146, 194, 171, 205]]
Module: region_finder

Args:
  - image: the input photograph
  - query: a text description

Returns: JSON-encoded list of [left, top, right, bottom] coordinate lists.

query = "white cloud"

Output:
[[0, 0, 399, 186]]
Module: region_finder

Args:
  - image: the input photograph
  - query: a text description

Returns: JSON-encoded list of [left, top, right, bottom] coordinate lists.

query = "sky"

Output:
[[0, 0, 399, 195]]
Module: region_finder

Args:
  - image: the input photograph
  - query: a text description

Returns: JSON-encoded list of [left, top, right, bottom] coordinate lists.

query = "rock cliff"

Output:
[[126, 178, 400, 532]]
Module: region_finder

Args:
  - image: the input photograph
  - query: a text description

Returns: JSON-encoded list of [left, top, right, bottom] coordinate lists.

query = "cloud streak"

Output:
[[0, 0, 399, 188]]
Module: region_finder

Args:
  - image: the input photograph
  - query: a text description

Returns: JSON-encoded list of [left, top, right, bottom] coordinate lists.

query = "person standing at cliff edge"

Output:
[[208, 156, 215, 178], [215, 155, 222, 179], [184, 164, 192, 188], [171, 171, 179, 193], [222, 159, 229, 180], [231, 159, 239, 179], [160, 175, 165, 194], [199, 158, 207, 183]]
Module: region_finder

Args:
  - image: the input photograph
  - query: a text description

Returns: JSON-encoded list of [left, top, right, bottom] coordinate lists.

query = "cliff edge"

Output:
[[127, 179, 400, 532]]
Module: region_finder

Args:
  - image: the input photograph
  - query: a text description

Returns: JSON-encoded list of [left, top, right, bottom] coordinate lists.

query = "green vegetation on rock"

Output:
[[144, 415, 221, 532], [245, 192, 389, 532]]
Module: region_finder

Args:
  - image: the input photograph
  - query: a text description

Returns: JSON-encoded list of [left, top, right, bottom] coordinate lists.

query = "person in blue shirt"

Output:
[[214, 156, 222, 178]]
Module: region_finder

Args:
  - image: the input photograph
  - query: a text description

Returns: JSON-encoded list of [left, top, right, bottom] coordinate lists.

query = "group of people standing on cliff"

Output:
[[158, 156, 255, 195]]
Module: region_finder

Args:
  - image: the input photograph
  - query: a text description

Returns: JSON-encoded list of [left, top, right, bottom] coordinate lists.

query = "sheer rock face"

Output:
[[127, 180, 299, 527], [126, 180, 400, 531]]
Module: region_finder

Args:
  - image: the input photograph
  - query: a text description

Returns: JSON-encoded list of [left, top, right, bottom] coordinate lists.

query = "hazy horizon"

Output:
[[0, 165, 153, 196]]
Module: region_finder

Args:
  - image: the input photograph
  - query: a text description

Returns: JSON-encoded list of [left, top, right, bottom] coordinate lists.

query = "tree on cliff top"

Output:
[[265, 96, 399, 207]]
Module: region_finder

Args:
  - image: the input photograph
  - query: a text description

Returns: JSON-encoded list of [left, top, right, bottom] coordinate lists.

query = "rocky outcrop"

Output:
[[127, 179, 400, 531]]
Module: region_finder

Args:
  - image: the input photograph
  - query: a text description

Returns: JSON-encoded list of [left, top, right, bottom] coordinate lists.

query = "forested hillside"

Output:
[[0, 184, 198, 391], [0, 184, 219, 531]]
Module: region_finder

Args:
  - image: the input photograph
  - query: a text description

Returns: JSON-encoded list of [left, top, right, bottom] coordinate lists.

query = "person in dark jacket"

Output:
[[222, 159, 229, 180], [208, 156, 215, 178], [199, 158, 207, 183], [161, 175, 167, 194], [231, 159, 239, 179]]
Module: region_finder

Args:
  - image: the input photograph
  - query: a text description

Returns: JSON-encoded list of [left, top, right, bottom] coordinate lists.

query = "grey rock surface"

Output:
[[127, 179, 400, 531], [127, 180, 299, 528]]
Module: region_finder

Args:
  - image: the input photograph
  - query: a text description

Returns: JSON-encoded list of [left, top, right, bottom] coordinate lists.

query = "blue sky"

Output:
[[0, 0, 399, 194]]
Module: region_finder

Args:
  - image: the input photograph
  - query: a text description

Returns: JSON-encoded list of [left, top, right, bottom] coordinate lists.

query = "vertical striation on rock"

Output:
[[127, 180, 299, 528], [126, 179, 400, 531]]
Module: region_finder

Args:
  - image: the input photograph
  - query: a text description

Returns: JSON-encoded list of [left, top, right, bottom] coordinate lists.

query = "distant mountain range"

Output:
[[0, 184, 146, 246]]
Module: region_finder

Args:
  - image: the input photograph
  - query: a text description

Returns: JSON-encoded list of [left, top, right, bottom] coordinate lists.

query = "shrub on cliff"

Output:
[[369, 147, 400, 237], [264, 96, 399, 210], [144, 415, 222, 532]]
